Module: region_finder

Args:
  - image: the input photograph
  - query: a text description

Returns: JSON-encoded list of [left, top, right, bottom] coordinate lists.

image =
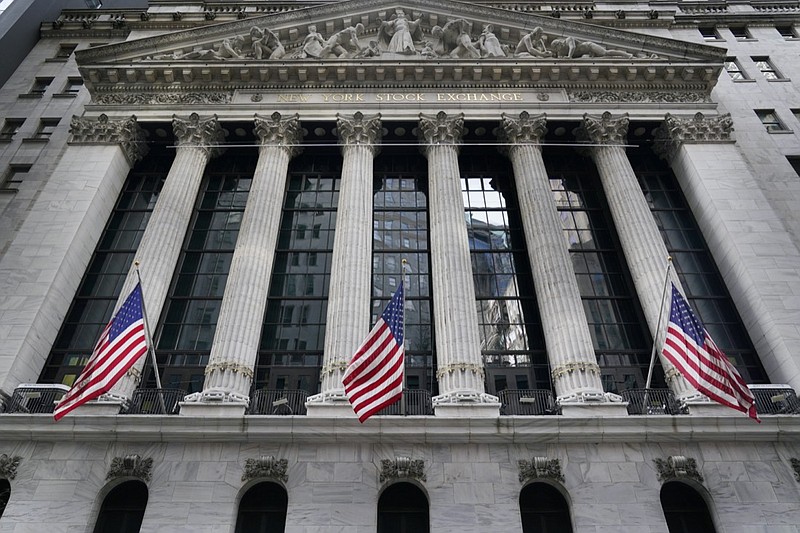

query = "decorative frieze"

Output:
[[92, 92, 233, 106], [106, 454, 153, 482], [69, 114, 148, 165], [568, 90, 711, 103], [0, 454, 22, 480], [654, 456, 704, 483], [653, 112, 735, 161], [380, 457, 426, 482], [254, 112, 303, 157], [242, 456, 289, 482], [518, 457, 565, 483]]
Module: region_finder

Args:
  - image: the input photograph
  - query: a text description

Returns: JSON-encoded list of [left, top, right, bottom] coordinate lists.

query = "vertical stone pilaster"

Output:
[[306, 112, 382, 414], [102, 113, 225, 403], [182, 113, 302, 414], [500, 112, 615, 409], [419, 112, 499, 416], [577, 112, 696, 401]]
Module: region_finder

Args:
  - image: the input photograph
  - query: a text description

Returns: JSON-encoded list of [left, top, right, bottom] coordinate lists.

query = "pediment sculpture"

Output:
[[143, 9, 658, 62]]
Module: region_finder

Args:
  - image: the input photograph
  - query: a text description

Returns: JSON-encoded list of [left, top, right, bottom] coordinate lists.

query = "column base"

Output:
[[305, 390, 357, 418], [432, 390, 501, 417], [557, 391, 628, 416], [684, 400, 740, 417], [75, 400, 125, 416], [179, 401, 246, 417]]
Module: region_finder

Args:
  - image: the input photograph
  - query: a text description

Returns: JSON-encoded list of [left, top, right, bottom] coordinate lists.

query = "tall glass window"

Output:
[[154, 148, 256, 393], [235, 482, 288, 533], [378, 482, 429, 533], [372, 148, 435, 393], [0, 479, 9, 519], [545, 147, 653, 393], [460, 149, 548, 393], [520, 482, 574, 533], [40, 145, 172, 385], [93, 480, 148, 533], [630, 147, 767, 383], [255, 149, 340, 393], [660, 481, 716, 533]]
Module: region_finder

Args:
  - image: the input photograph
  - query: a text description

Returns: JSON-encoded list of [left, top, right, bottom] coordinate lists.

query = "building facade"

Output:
[[1, 0, 800, 531]]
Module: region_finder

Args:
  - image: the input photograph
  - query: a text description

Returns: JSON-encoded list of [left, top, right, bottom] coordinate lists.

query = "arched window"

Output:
[[377, 482, 429, 533], [0, 478, 10, 519], [93, 480, 148, 533], [235, 482, 288, 533], [520, 482, 573, 533], [660, 481, 716, 533]]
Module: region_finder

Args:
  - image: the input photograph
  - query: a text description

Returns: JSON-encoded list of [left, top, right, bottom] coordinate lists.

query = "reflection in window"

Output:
[[234, 482, 287, 533], [155, 148, 255, 394], [546, 148, 652, 393], [93, 480, 148, 533], [0, 118, 24, 140], [755, 109, 786, 132], [40, 145, 171, 386], [752, 57, 782, 80], [660, 482, 716, 533], [520, 482, 573, 533], [256, 149, 340, 393], [378, 483, 429, 533], [631, 147, 767, 384], [461, 149, 548, 393], [373, 149, 435, 393], [724, 58, 747, 80], [0, 479, 9, 519]]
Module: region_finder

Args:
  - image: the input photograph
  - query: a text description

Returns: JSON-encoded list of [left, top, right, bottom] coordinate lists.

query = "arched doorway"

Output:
[[234, 481, 288, 533], [377, 482, 429, 533], [93, 480, 148, 533], [660, 480, 716, 533], [519, 482, 574, 533]]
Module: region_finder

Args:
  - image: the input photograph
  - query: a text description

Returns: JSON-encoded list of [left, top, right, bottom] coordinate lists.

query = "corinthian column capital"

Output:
[[653, 112, 735, 160], [69, 113, 149, 165], [172, 113, 226, 158], [336, 112, 382, 155], [418, 111, 465, 154], [577, 111, 629, 145], [499, 111, 547, 155], [254, 112, 303, 157]]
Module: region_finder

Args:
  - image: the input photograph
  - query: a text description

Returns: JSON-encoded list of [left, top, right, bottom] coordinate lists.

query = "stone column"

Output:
[[306, 112, 382, 417], [577, 112, 697, 402], [500, 112, 626, 415], [96, 113, 225, 409], [0, 115, 147, 399], [181, 113, 302, 417], [655, 112, 800, 411], [419, 111, 499, 417]]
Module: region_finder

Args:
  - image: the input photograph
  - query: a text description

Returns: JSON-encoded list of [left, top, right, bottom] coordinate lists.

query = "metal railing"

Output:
[[499, 389, 559, 415], [125, 388, 185, 415], [622, 389, 685, 415], [4, 384, 70, 414], [749, 385, 800, 415], [248, 389, 309, 415], [375, 389, 434, 416]]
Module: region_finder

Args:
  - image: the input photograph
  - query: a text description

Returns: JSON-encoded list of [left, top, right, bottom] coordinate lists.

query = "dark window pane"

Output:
[[378, 483, 429, 533], [93, 481, 148, 533], [660, 482, 716, 533]]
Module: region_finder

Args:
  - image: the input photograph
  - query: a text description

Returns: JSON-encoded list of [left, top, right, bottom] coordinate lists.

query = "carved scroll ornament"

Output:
[[0, 454, 22, 480], [654, 456, 704, 483], [242, 455, 289, 482], [380, 457, 426, 482], [518, 457, 565, 483], [107, 454, 153, 482], [70, 114, 148, 165]]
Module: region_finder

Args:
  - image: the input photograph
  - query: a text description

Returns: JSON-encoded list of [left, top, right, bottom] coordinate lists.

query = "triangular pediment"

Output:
[[76, 0, 726, 99]]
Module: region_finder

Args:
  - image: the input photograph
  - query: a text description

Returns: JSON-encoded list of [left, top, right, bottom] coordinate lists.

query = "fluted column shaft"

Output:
[[500, 112, 605, 402], [419, 112, 490, 402], [317, 113, 382, 396], [108, 113, 225, 401], [199, 113, 302, 402], [579, 112, 695, 399]]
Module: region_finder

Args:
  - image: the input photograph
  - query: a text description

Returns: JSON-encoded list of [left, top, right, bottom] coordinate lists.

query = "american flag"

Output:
[[54, 283, 149, 421], [343, 282, 404, 423], [662, 284, 759, 422]]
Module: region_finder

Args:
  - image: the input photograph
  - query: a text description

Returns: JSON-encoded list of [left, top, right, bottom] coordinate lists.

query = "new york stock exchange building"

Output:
[[2, 0, 800, 531]]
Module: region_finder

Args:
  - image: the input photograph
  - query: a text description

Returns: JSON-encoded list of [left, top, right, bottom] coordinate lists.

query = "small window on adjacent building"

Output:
[[698, 26, 719, 40], [28, 77, 53, 96], [0, 119, 24, 141], [777, 25, 796, 38], [724, 58, 747, 80], [730, 26, 750, 40], [34, 118, 60, 139], [3, 165, 31, 189], [788, 156, 800, 177], [752, 57, 783, 80], [755, 109, 787, 132], [62, 77, 84, 94], [55, 43, 77, 59]]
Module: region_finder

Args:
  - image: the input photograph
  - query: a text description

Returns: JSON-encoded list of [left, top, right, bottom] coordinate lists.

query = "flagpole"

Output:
[[133, 261, 167, 413], [643, 257, 673, 412], [400, 258, 409, 416]]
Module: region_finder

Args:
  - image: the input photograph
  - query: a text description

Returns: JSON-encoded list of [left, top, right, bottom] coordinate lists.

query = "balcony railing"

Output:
[[248, 389, 309, 415], [622, 389, 685, 415], [4, 384, 69, 414], [125, 388, 185, 415], [499, 389, 559, 415], [375, 389, 434, 416], [749, 385, 800, 415]]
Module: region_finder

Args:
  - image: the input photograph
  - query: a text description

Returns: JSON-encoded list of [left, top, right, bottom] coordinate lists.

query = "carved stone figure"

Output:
[[150, 36, 245, 61], [378, 9, 423, 54], [300, 25, 325, 58], [319, 23, 365, 58], [477, 24, 506, 57], [420, 41, 437, 59], [356, 40, 382, 58], [250, 26, 285, 59], [515, 27, 553, 58], [432, 19, 480, 59], [550, 36, 633, 59]]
